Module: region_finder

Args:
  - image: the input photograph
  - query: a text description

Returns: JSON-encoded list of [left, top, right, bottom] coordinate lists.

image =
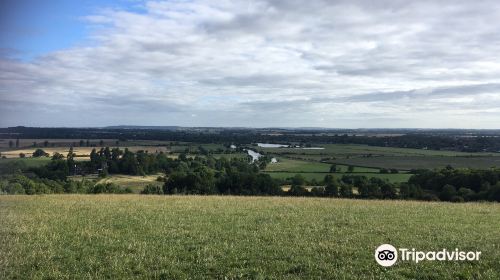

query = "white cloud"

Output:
[[2, 0, 500, 128]]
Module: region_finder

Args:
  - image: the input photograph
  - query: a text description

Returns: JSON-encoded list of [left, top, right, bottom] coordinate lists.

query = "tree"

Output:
[[79, 140, 85, 147], [310, 187, 325, 196], [52, 152, 64, 160], [15, 139, 19, 148], [99, 140, 104, 146], [339, 184, 353, 197], [487, 184, 500, 202], [347, 165, 355, 173], [9, 140, 13, 148], [381, 183, 397, 199], [141, 184, 163, 194], [44, 140, 49, 147], [440, 184, 456, 201], [330, 164, 337, 173], [324, 175, 339, 197], [288, 185, 308, 196], [291, 174, 306, 187], [32, 149, 49, 157]]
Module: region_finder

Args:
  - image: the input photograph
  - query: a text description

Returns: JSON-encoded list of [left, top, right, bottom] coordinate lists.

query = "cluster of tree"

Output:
[[30, 147, 177, 179], [162, 157, 282, 195], [404, 167, 500, 202], [0, 174, 130, 195], [3, 126, 500, 152]]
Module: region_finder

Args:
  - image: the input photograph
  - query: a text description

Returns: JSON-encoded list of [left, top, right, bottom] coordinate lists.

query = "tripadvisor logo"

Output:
[[375, 244, 481, 267], [375, 244, 398, 267]]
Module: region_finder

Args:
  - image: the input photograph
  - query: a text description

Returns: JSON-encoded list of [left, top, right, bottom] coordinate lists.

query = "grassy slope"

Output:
[[1, 195, 499, 279]]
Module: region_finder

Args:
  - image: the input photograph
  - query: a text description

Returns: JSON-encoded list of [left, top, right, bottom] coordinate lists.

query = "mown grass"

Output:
[[1, 195, 499, 279]]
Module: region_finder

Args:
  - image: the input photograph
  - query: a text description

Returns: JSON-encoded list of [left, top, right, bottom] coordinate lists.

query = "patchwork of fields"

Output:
[[257, 144, 500, 182], [1, 195, 499, 279], [2, 140, 499, 185]]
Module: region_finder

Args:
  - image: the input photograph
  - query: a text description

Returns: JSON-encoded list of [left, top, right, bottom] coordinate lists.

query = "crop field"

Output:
[[332, 156, 500, 170], [0, 146, 170, 159], [68, 174, 164, 193], [256, 144, 500, 175], [256, 144, 499, 157], [1, 195, 499, 279]]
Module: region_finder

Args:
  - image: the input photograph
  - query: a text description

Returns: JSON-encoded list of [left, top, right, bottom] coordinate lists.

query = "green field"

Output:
[[266, 158, 379, 173], [256, 144, 500, 157], [255, 144, 500, 182], [332, 155, 500, 170], [1, 195, 499, 279], [265, 171, 412, 183], [264, 158, 409, 183]]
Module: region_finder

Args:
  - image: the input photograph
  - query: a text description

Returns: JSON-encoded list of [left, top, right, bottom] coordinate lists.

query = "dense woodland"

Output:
[[1, 147, 499, 202], [2, 126, 500, 152]]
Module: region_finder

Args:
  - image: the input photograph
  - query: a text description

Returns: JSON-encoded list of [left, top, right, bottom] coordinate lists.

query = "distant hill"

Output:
[[104, 126, 180, 130]]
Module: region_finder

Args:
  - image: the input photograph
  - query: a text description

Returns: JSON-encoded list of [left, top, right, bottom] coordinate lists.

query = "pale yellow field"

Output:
[[69, 173, 164, 193], [0, 146, 170, 159]]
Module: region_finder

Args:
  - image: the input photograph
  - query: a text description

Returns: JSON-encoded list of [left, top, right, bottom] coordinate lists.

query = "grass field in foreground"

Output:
[[1, 195, 499, 279]]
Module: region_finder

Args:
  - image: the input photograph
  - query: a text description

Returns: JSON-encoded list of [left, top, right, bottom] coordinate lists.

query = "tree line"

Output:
[[3, 126, 500, 152], [1, 147, 499, 202]]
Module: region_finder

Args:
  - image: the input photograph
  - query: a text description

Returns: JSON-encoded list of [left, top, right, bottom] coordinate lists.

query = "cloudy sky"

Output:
[[1, 0, 500, 128]]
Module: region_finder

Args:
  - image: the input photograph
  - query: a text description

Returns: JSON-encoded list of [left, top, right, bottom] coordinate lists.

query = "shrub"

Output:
[[89, 183, 129, 194], [142, 184, 163, 195], [32, 149, 49, 158], [440, 184, 456, 201], [288, 185, 308, 196], [451, 196, 465, 203], [339, 184, 353, 198]]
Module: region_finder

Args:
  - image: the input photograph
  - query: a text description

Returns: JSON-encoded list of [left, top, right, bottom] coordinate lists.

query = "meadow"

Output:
[[1, 195, 499, 279]]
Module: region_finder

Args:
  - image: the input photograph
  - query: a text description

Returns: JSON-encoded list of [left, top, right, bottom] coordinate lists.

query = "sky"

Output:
[[1, 0, 500, 128]]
